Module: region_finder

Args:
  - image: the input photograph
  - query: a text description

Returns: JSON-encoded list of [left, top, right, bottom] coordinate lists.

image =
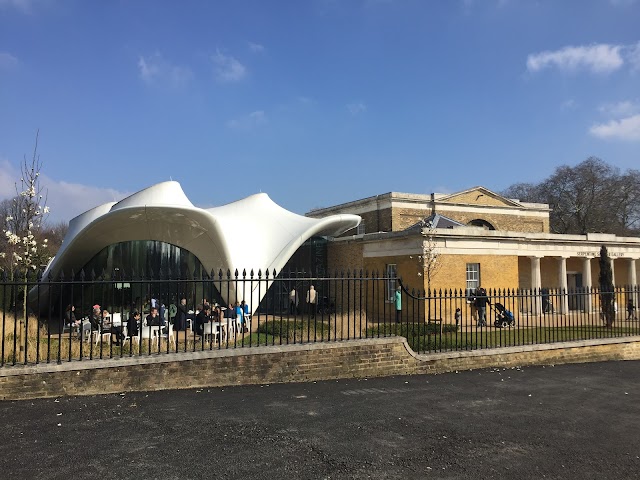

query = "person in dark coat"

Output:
[[474, 287, 490, 326], [194, 305, 211, 336], [175, 298, 195, 331], [127, 311, 140, 338]]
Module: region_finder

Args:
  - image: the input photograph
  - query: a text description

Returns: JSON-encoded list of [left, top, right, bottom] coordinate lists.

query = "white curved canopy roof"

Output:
[[35, 181, 360, 313]]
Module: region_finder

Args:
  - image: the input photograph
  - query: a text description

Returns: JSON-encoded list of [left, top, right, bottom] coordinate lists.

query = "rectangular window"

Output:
[[386, 264, 397, 302], [466, 263, 480, 297], [357, 222, 366, 235]]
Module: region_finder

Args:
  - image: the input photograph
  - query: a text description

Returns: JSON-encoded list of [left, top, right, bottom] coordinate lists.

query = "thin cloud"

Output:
[[226, 110, 267, 130], [598, 100, 639, 117], [45, 181, 130, 223], [0, 52, 18, 70], [137, 52, 193, 88], [347, 102, 367, 116], [527, 44, 624, 74], [0, 159, 130, 223], [0, 0, 36, 13], [248, 42, 265, 53], [560, 99, 578, 111], [589, 114, 640, 141], [628, 41, 640, 72], [212, 49, 246, 82]]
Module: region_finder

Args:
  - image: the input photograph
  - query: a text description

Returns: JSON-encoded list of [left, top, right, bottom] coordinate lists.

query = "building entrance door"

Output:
[[567, 273, 584, 311]]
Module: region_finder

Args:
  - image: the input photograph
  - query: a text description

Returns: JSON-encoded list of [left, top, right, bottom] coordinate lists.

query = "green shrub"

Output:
[[442, 324, 459, 333], [257, 318, 332, 341]]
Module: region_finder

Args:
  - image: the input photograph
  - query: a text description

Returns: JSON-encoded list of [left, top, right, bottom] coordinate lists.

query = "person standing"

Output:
[[394, 286, 402, 324], [175, 297, 195, 331], [474, 287, 490, 327], [627, 299, 637, 320], [306, 285, 317, 319], [289, 288, 299, 315]]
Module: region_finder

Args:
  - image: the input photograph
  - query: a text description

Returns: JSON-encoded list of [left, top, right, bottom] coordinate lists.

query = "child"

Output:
[[454, 307, 461, 326]]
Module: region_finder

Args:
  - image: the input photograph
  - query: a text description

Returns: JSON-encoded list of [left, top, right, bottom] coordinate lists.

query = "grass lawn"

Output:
[[367, 322, 638, 353]]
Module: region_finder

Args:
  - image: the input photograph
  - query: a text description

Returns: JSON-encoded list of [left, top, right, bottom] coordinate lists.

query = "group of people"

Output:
[[64, 303, 132, 346], [288, 285, 318, 318], [193, 299, 250, 338]]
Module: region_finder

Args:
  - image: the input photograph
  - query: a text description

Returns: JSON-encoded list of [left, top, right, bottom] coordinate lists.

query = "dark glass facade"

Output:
[[47, 238, 329, 317]]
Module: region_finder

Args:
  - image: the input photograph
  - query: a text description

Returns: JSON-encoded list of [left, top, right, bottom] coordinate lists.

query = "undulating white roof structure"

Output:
[[33, 181, 360, 313]]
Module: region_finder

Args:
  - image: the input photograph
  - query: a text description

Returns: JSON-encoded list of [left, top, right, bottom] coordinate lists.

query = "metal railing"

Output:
[[1, 268, 639, 366]]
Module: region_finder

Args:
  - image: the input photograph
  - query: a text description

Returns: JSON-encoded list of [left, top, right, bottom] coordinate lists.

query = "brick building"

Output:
[[307, 186, 640, 315]]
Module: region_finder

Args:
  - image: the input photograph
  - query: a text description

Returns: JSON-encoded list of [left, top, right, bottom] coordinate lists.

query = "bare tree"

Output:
[[502, 157, 640, 236]]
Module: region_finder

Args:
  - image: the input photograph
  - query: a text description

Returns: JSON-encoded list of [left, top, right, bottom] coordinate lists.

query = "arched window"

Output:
[[468, 219, 495, 230]]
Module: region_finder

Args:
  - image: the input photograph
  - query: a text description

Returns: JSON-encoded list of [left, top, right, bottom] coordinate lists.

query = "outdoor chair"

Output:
[[202, 322, 220, 344], [122, 325, 140, 349], [157, 323, 176, 350], [139, 324, 160, 348]]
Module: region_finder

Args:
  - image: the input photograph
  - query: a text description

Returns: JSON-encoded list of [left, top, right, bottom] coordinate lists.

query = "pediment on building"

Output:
[[437, 186, 522, 208]]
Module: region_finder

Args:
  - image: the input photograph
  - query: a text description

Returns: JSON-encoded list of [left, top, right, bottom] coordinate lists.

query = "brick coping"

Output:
[[1, 335, 639, 378]]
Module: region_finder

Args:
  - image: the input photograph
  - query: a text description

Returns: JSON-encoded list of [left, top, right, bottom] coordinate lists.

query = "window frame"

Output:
[[466, 263, 480, 299], [386, 263, 397, 303]]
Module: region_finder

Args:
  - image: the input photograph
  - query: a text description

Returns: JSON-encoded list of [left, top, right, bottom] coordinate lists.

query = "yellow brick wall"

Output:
[[327, 240, 364, 273], [389, 207, 548, 233], [444, 191, 508, 206], [391, 207, 429, 231], [428, 254, 519, 291], [329, 235, 518, 284], [437, 211, 548, 233]]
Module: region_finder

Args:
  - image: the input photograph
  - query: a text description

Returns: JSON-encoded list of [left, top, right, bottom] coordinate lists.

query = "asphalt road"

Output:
[[1, 361, 639, 480]]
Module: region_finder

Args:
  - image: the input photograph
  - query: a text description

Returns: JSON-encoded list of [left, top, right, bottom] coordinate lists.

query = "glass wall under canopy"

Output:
[[50, 240, 216, 317]]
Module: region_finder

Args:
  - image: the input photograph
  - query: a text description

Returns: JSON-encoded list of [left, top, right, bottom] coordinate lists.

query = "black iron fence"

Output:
[[1, 269, 639, 366]]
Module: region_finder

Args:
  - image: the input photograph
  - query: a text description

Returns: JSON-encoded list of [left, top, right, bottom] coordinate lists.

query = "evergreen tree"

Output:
[[599, 245, 615, 327]]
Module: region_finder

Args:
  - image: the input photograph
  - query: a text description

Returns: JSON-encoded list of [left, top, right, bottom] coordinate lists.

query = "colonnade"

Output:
[[529, 256, 638, 314]]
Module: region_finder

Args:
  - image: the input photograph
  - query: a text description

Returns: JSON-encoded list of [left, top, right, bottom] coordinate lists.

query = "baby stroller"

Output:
[[493, 303, 516, 328]]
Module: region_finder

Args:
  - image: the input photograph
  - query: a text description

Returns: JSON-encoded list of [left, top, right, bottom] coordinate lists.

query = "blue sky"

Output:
[[1, 0, 639, 223]]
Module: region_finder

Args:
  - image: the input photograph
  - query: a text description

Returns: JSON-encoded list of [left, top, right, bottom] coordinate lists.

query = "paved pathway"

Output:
[[1, 361, 639, 479]]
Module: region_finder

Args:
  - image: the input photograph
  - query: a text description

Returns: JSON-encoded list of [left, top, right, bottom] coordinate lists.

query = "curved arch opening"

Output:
[[467, 219, 496, 230]]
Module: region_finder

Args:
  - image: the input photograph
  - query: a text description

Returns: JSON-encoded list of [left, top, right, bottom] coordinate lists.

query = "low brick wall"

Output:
[[1, 336, 640, 400]]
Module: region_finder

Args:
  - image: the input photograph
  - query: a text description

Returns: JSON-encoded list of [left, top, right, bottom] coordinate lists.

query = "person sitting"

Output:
[[63, 304, 80, 333], [224, 303, 237, 319], [101, 309, 124, 346], [211, 303, 223, 321], [146, 306, 163, 326], [202, 298, 211, 311], [90, 304, 102, 332], [127, 310, 140, 339], [111, 323, 124, 346], [194, 304, 211, 336]]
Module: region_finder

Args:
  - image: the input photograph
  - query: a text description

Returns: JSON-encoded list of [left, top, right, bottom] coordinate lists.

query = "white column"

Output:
[[531, 256, 542, 315], [629, 259, 638, 316], [583, 257, 592, 313], [558, 257, 568, 314], [610, 258, 616, 286]]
